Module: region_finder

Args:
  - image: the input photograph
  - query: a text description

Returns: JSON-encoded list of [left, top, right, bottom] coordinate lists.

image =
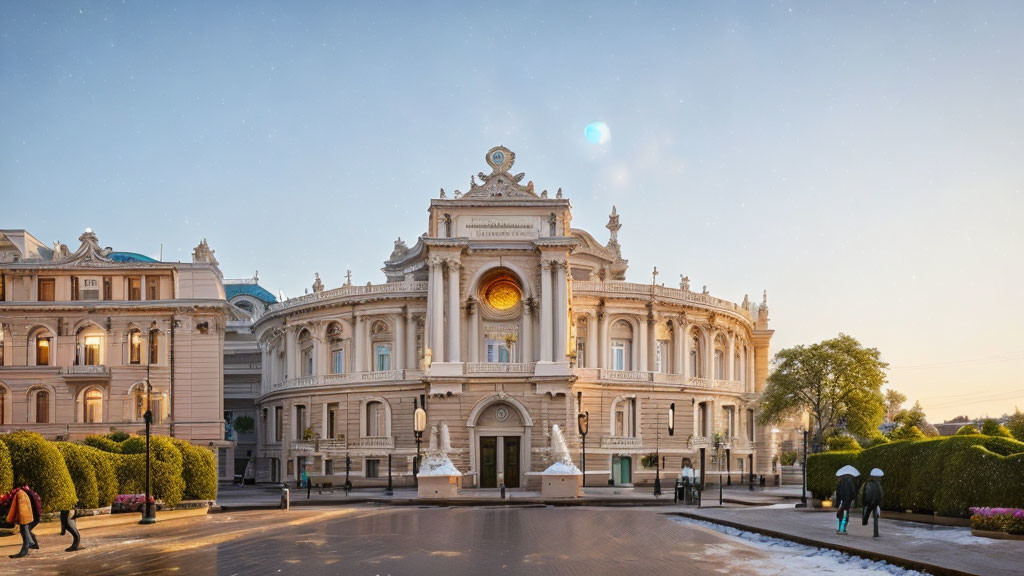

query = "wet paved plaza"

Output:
[[3, 505, 924, 575]]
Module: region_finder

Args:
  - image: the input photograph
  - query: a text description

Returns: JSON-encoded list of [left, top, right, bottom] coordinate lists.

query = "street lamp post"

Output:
[[140, 365, 156, 525], [576, 391, 588, 488], [657, 403, 673, 498], [344, 452, 352, 495], [386, 452, 393, 496], [716, 437, 724, 506], [413, 399, 426, 486], [795, 426, 809, 508]]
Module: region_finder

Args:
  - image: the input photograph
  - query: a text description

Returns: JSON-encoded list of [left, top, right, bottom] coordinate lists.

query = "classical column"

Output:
[[406, 310, 417, 370], [430, 258, 445, 362], [539, 260, 552, 362], [682, 324, 691, 380], [598, 312, 609, 369], [394, 312, 406, 371], [426, 260, 435, 349], [468, 300, 479, 363], [647, 315, 657, 371], [637, 318, 648, 372], [674, 320, 684, 375], [353, 316, 364, 372], [554, 261, 568, 363], [521, 300, 533, 363], [446, 260, 461, 363], [706, 328, 715, 380], [285, 326, 298, 380], [727, 332, 736, 382], [585, 311, 597, 369]]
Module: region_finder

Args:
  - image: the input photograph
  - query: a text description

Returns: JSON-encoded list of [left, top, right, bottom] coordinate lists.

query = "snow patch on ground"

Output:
[[672, 517, 927, 576], [418, 457, 462, 476]]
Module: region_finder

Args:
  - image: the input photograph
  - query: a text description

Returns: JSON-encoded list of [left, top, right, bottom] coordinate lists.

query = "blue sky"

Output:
[[3, 1, 1022, 421]]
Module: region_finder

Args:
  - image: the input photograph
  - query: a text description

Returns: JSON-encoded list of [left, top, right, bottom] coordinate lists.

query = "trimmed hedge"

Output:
[[807, 434, 1024, 517], [980, 419, 1013, 438], [111, 436, 185, 507], [56, 443, 99, 509], [83, 435, 123, 453], [0, 441, 12, 494], [0, 432, 77, 512], [826, 435, 862, 452], [955, 424, 979, 435], [172, 439, 217, 500], [81, 445, 118, 507]]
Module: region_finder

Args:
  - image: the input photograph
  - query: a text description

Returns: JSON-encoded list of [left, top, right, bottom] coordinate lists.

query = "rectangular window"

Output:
[[84, 336, 101, 365], [103, 277, 113, 300], [325, 459, 334, 476], [612, 340, 626, 370], [331, 349, 346, 374], [295, 405, 307, 440], [128, 277, 142, 301], [129, 332, 142, 364], [301, 347, 313, 377], [747, 410, 755, 442], [36, 337, 51, 365], [38, 278, 55, 301], [147, 277, 159, 300], [328, 406, 337, 439], [149, 332, 159, 364], [375, 344, 391, 371], [365, 459, 380, 478], [485, 339, 511, 363], [576, 339, 586, 367], [71, 276, 79, 300], [80, 277, 100, 300], [274, 406, 283, 443]]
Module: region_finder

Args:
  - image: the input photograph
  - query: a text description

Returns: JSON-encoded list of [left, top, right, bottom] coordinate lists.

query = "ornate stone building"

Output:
[[0, 229, 229, 474], [253, 147, 774, 488]]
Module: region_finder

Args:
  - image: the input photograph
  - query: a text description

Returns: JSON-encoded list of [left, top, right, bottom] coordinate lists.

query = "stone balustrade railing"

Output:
[[572, 280, 752, 320], [349, 436, 395, 450], [599, 436, 643, 450], [465, 362, 536, 374], [270, 370, 423, 391], [267, 281, 428, 313], [61, 365, 112, 376]]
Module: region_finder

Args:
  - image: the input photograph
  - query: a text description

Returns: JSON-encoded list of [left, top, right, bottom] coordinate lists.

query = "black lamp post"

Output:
[[656, 403, 674, 498], [140, 366, 156, 524], [413, 399, 426, 486], [576, 391, 588, 488], [795, 426, 809, 508], [386, 452, 393, 496], [344, 452, 352, 494]]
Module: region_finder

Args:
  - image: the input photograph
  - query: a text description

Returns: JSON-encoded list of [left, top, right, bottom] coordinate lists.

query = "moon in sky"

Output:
[[584, 122, 610, 144]]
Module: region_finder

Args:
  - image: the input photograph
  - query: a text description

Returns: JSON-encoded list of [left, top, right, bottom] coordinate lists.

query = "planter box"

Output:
[[971, 528, 1024, 541], [540, 473, 583, 498], [417, 475, 460, 499]]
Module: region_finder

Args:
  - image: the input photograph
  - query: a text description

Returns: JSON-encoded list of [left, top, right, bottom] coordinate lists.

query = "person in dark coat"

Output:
[[834, 465, 860, 535], [861, 468, 884, 537], [6, 488, 35, 558]]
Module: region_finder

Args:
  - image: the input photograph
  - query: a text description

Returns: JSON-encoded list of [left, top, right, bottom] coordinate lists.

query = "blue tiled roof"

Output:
[[225, 283, 277, 304], [108, 251, 158, 263]]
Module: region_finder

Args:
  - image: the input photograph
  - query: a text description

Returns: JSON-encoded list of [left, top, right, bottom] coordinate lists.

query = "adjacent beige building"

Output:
[[0, 229, 229, 470], [253, 147, 775, 489]]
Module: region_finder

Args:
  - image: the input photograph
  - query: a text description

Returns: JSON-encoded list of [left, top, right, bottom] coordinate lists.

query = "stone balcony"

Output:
[[270, 370, 424, 392], [599, 435, 643, 450], [574, 369, 746, 392], [60, 365, 112, 379], [464, 362, 536, 375]]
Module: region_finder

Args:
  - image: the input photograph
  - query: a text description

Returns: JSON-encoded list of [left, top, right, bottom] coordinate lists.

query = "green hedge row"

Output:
[[0, 431, 217, 511], [808, 434, 1024, 517]]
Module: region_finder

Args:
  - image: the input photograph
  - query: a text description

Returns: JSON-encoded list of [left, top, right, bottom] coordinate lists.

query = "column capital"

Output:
[[447, 260, 461, 272], [540, 260, 552, 271]]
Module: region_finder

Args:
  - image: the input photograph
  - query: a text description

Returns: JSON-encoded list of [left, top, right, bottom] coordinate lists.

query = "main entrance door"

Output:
[[612, 456, 632, 485], [479, 436, 520, 488]]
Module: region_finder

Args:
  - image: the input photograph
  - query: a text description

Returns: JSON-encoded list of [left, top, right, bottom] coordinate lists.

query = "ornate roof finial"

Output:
[[439, 188, 447, 199], [556, 188, 563, 198], [192, 238, 218, 265], [312, 273, 324, 293], [757, 289, 770, 327], [651, 266, 659, 285], [344, 269, 353, 286], [680, 275, 690, 291], [606, 205, 622, 255]]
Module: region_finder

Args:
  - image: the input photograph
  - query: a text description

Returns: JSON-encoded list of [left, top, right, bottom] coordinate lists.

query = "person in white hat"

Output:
[[861, 468, 884, 537], [834, 465, 860, 534]]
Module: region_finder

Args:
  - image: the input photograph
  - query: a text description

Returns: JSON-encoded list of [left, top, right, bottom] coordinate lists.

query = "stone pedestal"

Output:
[[417, 475, 461, 499], [540, 473, 583, 498]]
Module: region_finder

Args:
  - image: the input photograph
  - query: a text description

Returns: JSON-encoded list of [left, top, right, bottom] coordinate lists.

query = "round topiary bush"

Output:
[[955, 424, 979, 435], [0, 431, 77, 512], [56, 443, 99, 509], [83, 434, 123, 453], [0, 441, 13, 494], [172, 440, 217, 500], [110, 435, 185, 507], [826, 435, 862, 452]]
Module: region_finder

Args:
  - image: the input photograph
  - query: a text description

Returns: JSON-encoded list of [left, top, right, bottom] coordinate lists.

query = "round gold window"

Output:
[[484, 277, 522, 310]]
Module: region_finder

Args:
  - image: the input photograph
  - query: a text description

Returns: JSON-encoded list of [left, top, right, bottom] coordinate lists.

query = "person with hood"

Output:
[[5, 487, 36, 558], [834, 465, 860, 535], [861, 468, 884, 537]]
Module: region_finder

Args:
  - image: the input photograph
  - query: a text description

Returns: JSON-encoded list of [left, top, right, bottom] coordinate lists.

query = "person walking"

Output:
[[834, 465, 860, 535], [861, 468, 884, 537], [6, 488, 35, 558], [60, 509, 84, 552], [23, 485, 42, 550]]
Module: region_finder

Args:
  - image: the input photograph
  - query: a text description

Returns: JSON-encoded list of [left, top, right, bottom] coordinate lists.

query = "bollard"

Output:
[[281, 487, 290, 511], [500, 482, 506, 500]]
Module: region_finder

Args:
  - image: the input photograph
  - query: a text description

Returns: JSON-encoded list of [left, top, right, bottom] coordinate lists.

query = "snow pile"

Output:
[[542, 424, 581, 475], [418, 422, 462, 477], [673, 517, 928, 576]]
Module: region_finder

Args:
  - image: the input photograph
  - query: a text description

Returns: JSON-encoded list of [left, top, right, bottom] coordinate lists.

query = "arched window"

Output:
[[613, 397, 637, 437], [34, 331, 53, 366], [35, 390, 49, 423], [149, 329, 159, 364], [370, 321, 393, 372], [610, 320, 633, 371], [714, 350, 724, 379], [84, 388, 103, 423], [128, 329, 142, 364], [734, 353, 741, 382], [365, 401, 386, 436], [298, 329, 314, 377], [689, 333, 703, 377], [327, 322, 346, 374]]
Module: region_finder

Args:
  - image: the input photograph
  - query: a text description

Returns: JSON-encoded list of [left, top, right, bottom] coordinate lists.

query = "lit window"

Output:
[[36, 337, 51, 366], [84, 389, 103, 423], [149, 330, 159, 364], [84, 335, 102, 365], [129, 331, 142, 364]]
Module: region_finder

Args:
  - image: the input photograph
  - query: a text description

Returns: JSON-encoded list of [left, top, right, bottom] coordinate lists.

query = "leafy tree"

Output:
[[889, 424, 926, 441], [884, 389, 907, 423], [980, 418, 1013, 438], [758, 333, 887, 451], [1006, 409, 1024, 442], [891, 401, 939, 437]]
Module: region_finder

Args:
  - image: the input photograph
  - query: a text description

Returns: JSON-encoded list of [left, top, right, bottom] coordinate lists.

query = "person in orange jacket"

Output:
[[6, 488, 35, 558]]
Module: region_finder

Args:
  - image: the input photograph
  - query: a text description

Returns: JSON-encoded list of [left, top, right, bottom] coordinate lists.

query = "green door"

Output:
[[620, 456, 632, 484], [480, 437, 497, 488], [503, 437, 520, 488]]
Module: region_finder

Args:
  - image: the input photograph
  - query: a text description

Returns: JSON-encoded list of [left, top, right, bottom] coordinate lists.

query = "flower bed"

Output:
[[969, 507, 1024, 537], [111, 493, 163, 514]]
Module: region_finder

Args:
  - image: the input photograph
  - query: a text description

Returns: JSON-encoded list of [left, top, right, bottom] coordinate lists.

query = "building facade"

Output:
[[0, 229, 229, 467], [253, 147, 775, 488]]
